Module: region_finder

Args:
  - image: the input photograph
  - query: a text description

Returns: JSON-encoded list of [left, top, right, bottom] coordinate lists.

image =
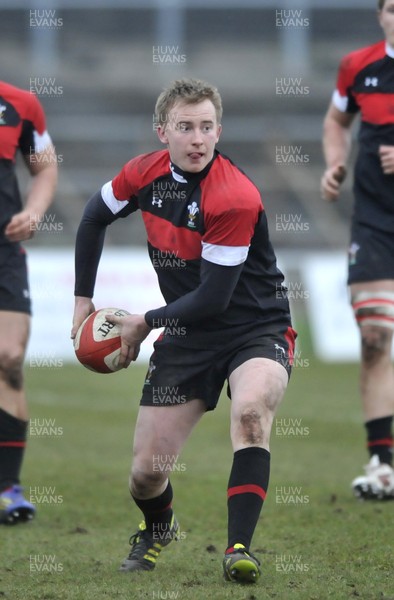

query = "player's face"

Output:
[[157, 99, 222, 173], [379, 0, 394, 47]]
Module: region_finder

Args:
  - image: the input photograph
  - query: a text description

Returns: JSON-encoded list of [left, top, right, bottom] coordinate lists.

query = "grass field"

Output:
[[1, 360, 393, 600]]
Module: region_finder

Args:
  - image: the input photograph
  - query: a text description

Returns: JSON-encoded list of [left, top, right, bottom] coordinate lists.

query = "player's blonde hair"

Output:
[[155, 78, 223, 129]]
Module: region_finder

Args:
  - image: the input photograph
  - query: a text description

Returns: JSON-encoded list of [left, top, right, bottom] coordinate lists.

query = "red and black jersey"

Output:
[[101, 149, 290, 338], [0, 81, 52, 242], [333, 41, 394, 230]]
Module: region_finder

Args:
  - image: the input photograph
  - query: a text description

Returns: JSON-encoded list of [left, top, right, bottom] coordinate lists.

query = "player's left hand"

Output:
[[321, 165, 347, 201], [105, 313, 151, 367], [379, 145, 394, 174], [4, 210, 38, 242]]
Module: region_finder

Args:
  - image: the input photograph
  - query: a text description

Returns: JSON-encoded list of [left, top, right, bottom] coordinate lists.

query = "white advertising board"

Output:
[[300, 252, 360, 361], [25, 248, 367, 365], [26, 248, 165, 365]]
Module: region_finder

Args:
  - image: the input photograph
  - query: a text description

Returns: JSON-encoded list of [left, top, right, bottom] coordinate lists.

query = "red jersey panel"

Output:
[[0, 80, 49, 160], [109, 149, 262, 263], [334, 40, 394, 127]]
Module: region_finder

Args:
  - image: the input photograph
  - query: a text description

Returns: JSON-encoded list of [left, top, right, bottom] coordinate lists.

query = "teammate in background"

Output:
[[72, 78, 296, 583], [0, 81, 57, 524], [321, 0, 394, 499]]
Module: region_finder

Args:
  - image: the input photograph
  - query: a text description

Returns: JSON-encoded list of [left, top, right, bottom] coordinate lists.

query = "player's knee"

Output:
[[0, 349, 25, 390], [237, 405, 264, 445], [361, 327, 392, 367], [130, 465, 166, 497]]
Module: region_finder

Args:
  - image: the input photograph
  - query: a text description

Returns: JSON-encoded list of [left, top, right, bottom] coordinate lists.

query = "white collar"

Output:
[[385, 41, 394, 58], [170, 162, 188, 183]]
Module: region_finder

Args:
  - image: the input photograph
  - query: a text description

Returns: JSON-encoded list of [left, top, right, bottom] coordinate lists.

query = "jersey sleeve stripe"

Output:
[[332, 89, 348, 112], [202, 242, 248, 266], [101, 180, 129, 214], [32, 130, 52, 153]]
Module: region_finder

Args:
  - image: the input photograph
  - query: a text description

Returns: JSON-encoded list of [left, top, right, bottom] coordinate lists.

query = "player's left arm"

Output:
[[144, 258, 244, 327], [107, 259, 244, 367]]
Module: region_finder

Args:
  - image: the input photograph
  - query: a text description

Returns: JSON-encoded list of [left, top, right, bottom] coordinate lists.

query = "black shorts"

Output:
[[348, 221, 394, 284], [0, 244, 31, 314], [140, 322, 297, 411]]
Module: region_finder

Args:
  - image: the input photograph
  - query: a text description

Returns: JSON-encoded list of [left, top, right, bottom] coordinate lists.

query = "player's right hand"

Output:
[[71, 296, 95, 339], [4, 210, 36, 242], [321, 165, 347, 202]]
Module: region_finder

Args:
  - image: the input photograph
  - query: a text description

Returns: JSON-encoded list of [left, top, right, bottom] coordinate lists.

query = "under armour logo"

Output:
[[365, 77, 378, 87], [152, 197, 163, 208]]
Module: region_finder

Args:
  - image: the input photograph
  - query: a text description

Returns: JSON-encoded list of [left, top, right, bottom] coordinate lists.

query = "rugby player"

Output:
[[72, 78, 296, 583], [0, 81, 57, 524], [321, 0, 394, 499]]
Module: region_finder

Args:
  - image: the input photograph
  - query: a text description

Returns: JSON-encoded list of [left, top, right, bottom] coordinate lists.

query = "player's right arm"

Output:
[[71, 190, 115, 338], [71, 157, 142, 339], [71, 187, 135, 338], [321, 102, 355, 202], [321, 50, 360, 202]]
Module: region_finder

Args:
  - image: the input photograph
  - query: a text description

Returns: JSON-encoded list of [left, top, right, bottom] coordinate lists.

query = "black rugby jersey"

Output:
[[0, 81, 52, 243], [333, 40, 394, 230], [98, 149, 292, 342]]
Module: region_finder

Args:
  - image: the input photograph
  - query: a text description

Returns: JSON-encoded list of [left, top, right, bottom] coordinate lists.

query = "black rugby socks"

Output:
[[366, 416, 393, 465], [0, 407, 28, 493], [226, 447, 270, 552], [132, 480, 174, 540]]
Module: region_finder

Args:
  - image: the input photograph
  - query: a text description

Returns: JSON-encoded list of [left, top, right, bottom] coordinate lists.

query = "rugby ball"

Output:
[[74, 307, 130, 373]]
